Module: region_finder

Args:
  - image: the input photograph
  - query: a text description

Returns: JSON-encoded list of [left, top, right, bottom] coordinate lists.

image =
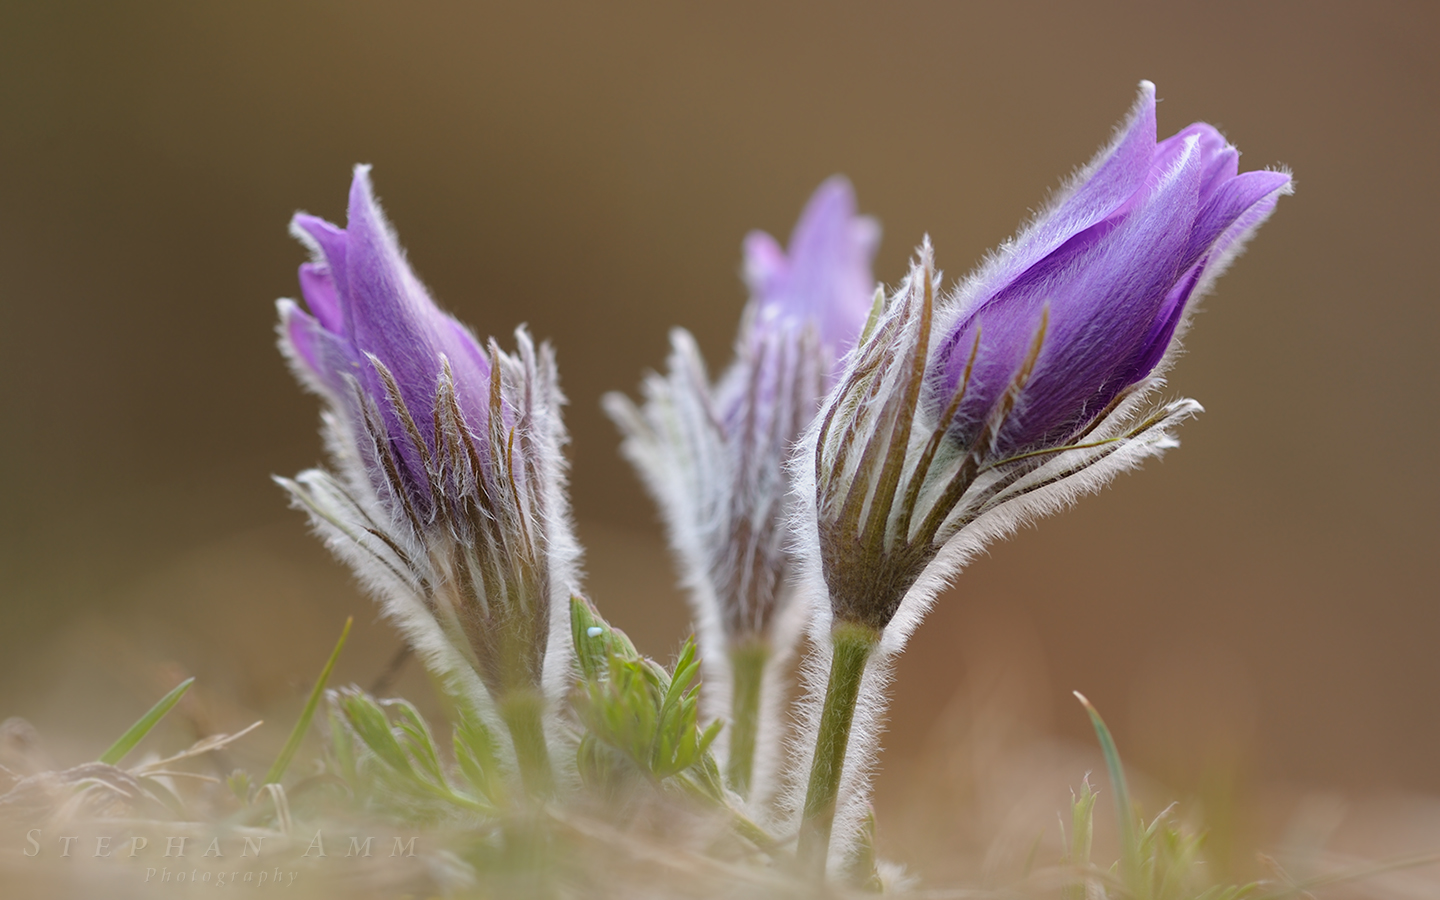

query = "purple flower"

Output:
[[606, 177, 879, 799], [933, 81, 1291, 454], [705, 178, 879, 640], [276, 168, 578, 794], [609, 177, 879, 648], [279, 167, 497, 526], [801, 82, 1291, 640], [786, 85, 1289, 868], [742, 176, 881, 357]]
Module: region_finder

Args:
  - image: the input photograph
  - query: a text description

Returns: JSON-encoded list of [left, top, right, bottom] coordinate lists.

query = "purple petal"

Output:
[[279, 298, 322, 374], [1117, 260, 1203, 387], [329, 168, 493, 452], [283, 167, 499, 492], [934, 112, 1283, 452], [741, 231, 786, 298], [337, 169, 440, 411], [1160, 123, 1240, 207], [985, 81, 1160, 290], [1191, 169, 1292, 262], [292, 213, 350, 302], [742, 176, 879, 353], [297, 262, 343, 332], [278, 298, 358, 396], [1006, 136, 1207, 441]]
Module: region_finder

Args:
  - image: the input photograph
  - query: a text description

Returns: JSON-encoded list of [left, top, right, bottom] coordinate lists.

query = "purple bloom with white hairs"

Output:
[[789, 83, 1291, 875], [932, 80, 1292, 455], [277, 166, 578, 796], [742, 177, 880, 354], [807, 81, 1291, 641], [606, 177, 879, 800], [281, 172, 496, 525]]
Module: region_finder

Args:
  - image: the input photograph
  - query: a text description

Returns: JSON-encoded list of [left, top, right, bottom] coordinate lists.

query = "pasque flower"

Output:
[[276, 166, 579, 796], [790, 82, 1292, 875], [606, 178, 879, 801]]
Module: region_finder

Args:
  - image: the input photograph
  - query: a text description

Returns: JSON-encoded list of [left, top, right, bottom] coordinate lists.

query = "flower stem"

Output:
[[725, 639, 768, 798], [499, 689, 554, 800], [796, 621, 879, 879]]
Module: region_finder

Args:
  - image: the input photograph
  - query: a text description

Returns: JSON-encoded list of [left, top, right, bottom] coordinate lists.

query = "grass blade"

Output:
[[99, 676, 195, 766], [265, 617, 352, 784], [1074, 691, 1141, 890]]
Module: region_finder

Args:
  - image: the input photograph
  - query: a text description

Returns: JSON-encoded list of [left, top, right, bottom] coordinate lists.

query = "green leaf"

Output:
[[326, 704, 358, 782], [1074, 692, 1141, 892], [570, 598, 731, 810], [571, 593, 639, 681], [332, 686, 494, 815], [265, 617, 352, 784], [453, 709, 504, 804], [338, 688, 414, 775], [385, 698, 446, 784], [1065, 774, 1099, 900], [99, 676, 195, 766]]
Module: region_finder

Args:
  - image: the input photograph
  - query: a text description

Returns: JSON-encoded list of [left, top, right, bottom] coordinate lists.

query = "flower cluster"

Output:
[[277, 82, 1289, 886]]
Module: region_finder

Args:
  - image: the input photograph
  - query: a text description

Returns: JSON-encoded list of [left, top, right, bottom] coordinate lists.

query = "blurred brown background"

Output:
[[0, 0, 1435, 865]]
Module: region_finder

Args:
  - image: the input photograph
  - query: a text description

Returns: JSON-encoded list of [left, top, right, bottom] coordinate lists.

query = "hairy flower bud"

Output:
[[606, 178, 878, 799], [788, 82, 1291, 872], [803, 81, 1290, 644], [275, 168, 578, 793], [933, 81, 1291, 456]]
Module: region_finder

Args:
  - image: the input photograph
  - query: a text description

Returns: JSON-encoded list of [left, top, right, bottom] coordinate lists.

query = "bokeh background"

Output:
[[1, 0, 1436, 881]]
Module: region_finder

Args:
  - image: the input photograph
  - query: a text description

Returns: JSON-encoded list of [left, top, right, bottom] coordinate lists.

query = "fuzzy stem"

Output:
[[725, 639, 769, 798], [498, 689, 554, 800], [796, 621, 879, 879]]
